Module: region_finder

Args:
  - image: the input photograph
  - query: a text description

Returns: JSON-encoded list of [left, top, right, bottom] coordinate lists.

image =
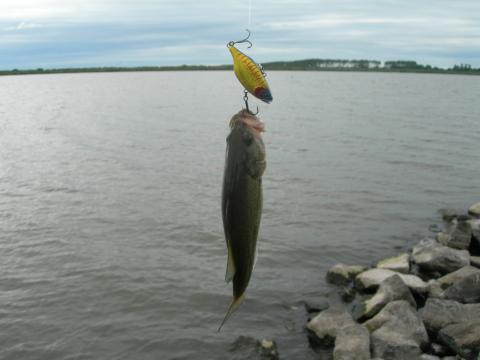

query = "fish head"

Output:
[[229, 110, 266, 179]]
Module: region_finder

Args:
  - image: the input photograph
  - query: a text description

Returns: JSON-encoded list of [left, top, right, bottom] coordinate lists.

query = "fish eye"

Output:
[[243, 133, 253, 146]]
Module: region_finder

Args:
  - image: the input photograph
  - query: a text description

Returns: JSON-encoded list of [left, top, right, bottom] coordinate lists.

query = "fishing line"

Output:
[[248, 0, 252, 28]]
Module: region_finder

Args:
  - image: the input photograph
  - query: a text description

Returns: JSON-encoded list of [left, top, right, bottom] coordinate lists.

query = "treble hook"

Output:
[[243, 90, 259, 115], [228, 29, 253, 49]]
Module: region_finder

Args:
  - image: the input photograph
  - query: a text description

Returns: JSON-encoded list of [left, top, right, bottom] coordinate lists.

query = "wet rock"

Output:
[[307, 307, 355, 346], [228, 336, 279, 360], [442, 272, 480, 303], [470, 256, 480, 268], [333, 323, 370, 360], [376, 253, 410, 274], [365, 300, 429, 348], [420, 355, 441, 360], [259, 339, 279, 360], [468, 202, 480, 218], [326, 264, 366, 286], [440, 209, 458, 223], [366, 300, 429, 359], [431, 342, 450, 357], [355, 268, 428, 293], [302, 298, 330, 314], [436, 266, 480, 290], [470, 221, 480, 256], [445, 221, 472, 250], [427, 279, 444, 298], [411, 239, 470, 275], [439, 322, 480, 360], [436, 232, 453, 247], [339, 286, 356, 303], [420, 298, 480, 333], [361, 275, 416, 319]]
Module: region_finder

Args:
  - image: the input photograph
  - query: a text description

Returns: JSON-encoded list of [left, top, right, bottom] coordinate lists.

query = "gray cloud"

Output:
[[0, 0, 479, 69]]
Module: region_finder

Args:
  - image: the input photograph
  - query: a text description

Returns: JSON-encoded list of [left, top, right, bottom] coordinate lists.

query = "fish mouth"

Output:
[[230, 110, 265, 137]]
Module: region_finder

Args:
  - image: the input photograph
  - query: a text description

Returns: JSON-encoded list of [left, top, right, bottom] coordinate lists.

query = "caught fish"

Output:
[[228, 30, 273, 104], [219, 109, 266, 331]]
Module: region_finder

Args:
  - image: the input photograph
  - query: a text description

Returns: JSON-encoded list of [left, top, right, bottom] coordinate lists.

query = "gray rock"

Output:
[[427, 279, 444, 298], [446, 221, 472, 250], [228, 336, 279, 360], [376, 253, 410, 274], [420, 298, 480, 333], [437, 232, 454, 247], [259, 339, 279, 360], [468, 202, 480, 218], [370, 331, 421, 360], [355, 268, 429, 293], [307, 307, 355, 346], [439, 322, 480, 360], [437, 266, 480, 290], [411, 239, 470, 274], [420, 355, 441, 360], [471, 256, 480, 268], [327, 264, 366, 286], [302, 298, 330, 313], [442, 272, 480, 303], [365, 300, 429, 348], [362, 275, 416, 319], [431, 342, 450, 356], [333, 323, 371, 360]]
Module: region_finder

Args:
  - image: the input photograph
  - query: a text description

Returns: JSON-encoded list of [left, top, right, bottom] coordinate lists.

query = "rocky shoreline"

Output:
[[304, 202, 480, 360]]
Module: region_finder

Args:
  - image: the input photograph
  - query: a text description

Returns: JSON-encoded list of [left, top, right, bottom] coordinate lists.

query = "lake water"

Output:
[[1, 71, 479, 359]]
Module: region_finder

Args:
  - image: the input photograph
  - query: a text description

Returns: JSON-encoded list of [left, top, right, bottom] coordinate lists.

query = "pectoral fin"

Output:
[[225, 243, 236, 283]]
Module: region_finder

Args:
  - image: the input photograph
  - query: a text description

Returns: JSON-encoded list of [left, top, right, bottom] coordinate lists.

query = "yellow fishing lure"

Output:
[[228, 30, 272, 106]]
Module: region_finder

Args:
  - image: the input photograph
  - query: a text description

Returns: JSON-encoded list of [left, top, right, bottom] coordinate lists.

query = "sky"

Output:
[[1, 0, 480, 69]]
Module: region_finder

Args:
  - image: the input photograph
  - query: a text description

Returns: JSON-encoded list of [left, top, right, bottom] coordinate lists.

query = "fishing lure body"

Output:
[[228, 42, 272, 104]]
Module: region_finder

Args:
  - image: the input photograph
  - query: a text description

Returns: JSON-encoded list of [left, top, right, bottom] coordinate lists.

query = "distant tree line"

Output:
[[1, 59, 479, 76]]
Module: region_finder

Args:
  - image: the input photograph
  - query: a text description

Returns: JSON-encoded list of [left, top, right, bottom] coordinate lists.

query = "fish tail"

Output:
[[217, 293, 245, 332]]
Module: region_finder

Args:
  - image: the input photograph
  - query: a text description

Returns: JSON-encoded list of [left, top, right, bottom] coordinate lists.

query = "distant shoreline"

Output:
[[1, 58, 479, 77]]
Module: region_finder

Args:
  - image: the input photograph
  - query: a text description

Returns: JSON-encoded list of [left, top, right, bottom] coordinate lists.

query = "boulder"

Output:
[[228, 336, 279, 360], [470, 220, 480, 255], [333, 323, 371, 360], [436, 232, 453, 247], [370, 330, 422, 360], [436, 266, 480, 290], [307, 307, 355, 346], [420, 298, 480, 333], [326, 264, 366, 286], [420, 355, 440, 360], [427, 279, 444, 298], [259, 339, 279, 360], [376, 253, 410, 274], [365, 300, 429, 348], [355, 268, 428, 293], [468, 202, 480, 218], [470, 256, 480, 268], [362, 275, 416, 319], [438, 322, 480, 360], [442, 272, 480, 303], [302, 298, 330, 314], [445, 221, 472, 250], [411, 239, 470, 274], [366, 300, 429, 359]]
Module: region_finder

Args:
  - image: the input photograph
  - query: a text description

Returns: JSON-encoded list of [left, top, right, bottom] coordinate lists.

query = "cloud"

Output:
[[4, 21, 43, 31], [0, 0, 479, 69]]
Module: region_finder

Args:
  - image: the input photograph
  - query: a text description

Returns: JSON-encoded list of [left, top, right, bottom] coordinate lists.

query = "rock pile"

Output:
[[307, 202, 480, 360]]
